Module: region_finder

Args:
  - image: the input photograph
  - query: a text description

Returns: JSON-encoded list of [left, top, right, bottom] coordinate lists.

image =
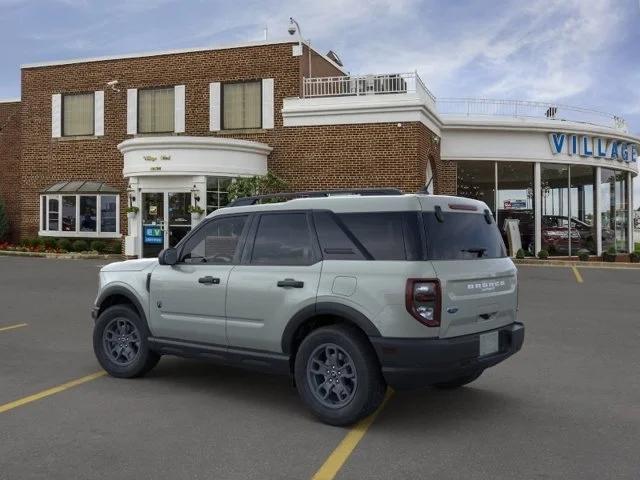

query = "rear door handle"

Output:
[[277, 278, 304, 288], [198, 276, 220, 285]]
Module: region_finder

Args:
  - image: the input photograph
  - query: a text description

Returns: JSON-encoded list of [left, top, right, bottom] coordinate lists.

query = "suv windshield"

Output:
[[423, 211, 507, 260]]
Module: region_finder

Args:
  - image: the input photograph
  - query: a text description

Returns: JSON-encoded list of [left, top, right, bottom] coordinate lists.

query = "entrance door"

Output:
[[142, 193, 165, 258], [168, 192, 191, 248]]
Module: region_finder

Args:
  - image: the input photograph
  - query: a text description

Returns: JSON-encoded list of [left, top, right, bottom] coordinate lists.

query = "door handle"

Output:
[[198, 276, 220, 285], [277, 278, 304, 288]]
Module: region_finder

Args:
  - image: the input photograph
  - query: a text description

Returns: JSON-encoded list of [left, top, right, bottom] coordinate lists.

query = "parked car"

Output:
[[91, 190, 524, 425]]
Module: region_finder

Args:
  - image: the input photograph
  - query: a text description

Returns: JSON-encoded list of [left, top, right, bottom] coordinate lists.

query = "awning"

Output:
[[41, 181, 119, 194]]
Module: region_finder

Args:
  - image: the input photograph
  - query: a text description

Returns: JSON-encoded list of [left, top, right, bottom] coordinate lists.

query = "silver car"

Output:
[[91, 190, 524, 426]]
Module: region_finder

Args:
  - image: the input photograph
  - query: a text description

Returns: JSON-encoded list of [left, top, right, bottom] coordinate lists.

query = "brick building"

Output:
[[0, 38, 638, 257]]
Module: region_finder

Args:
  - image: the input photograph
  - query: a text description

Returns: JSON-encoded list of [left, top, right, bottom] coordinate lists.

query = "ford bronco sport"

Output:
[[92, 189, 524, 426]]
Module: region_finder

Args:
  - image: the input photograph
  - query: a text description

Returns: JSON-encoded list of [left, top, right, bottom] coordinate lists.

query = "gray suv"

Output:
[[92, 190, 524, 425]]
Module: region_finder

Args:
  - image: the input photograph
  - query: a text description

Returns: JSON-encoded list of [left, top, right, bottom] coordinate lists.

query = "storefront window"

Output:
[[601, 168, 628, 253], [497, 162, 534, 254], [457, 161, 495, 213], [61, 196, 76, 232], [570, 166, 596, 254], [541, 164, 570, 256], [48, 197, 59, 231], [80, 196, 97, 232], [100, 195, 117, 233], [206, 177, 233, 214]]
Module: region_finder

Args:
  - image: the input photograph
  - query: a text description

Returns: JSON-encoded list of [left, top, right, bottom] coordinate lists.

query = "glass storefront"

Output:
[[601, 168, 629, 253], [457, 160, 631, 257]]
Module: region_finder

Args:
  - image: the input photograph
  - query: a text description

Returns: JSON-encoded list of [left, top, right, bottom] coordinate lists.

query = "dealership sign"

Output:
[[548, 133, 638, 163]]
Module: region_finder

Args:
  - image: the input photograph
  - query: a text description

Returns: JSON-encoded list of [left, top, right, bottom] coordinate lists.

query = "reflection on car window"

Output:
[[251, 213, 313, 266], [181, 215, 248, 264]]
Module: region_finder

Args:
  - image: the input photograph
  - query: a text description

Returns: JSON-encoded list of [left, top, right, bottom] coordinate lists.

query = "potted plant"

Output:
[[188, 205, 205, 220], [126, 206, 139, 220], [603, 246, 617, 262]]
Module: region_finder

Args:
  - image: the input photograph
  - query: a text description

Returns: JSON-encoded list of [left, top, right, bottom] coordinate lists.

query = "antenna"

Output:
[[263, 25, 268, 41]]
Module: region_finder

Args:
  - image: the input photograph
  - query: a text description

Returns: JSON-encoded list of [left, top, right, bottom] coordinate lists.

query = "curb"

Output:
[[514, 258, 640, 269], [0, 250, 123, 260]]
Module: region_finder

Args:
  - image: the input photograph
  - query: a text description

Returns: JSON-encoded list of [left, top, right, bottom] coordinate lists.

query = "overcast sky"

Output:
[[1, 0, 639, 203]]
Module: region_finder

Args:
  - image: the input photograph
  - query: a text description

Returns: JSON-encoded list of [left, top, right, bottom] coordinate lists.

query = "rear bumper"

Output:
[[370, 322, 524, 390]]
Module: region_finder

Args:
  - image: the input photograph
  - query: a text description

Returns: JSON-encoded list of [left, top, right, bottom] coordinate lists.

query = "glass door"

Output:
[[142, 193, 165, 258], [168, 192, 191, 248]]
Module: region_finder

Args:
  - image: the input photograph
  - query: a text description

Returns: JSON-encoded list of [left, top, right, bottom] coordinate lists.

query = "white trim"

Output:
[[628, 171, 633, 253], [38, 231, 121, 239], [174, 85, 185, 133], [127, 88, 137, 135], [51, 94, 61, 138], [20, 39, 347, 74], [262, 78, 274, 129], [0, 97, 20, 103], [209, 82, 221, 131], [595, 167, 602, 255], [39, 193, 120, 238], [94, 90, 104, 136], [534, 162, 541, 254]]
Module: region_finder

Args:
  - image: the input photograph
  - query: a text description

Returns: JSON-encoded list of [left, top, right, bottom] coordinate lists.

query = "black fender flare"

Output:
[[95, 285, 147, 325], [281, 302, 381, 354]]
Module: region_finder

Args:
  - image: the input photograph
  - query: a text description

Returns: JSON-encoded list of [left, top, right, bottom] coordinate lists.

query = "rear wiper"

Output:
[[461, 248, 487, 258]]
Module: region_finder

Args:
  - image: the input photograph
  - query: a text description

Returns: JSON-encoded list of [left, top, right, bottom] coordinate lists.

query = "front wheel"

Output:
[[432, 371, 483, 389], [93, 304, 160, 378], [294, 325, 386, 426]]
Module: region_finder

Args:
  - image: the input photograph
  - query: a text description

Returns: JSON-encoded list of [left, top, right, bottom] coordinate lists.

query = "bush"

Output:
[[71, 239, 89, 252], [227, 172, 288, 202], [537, 249, 549, 260], [630, 252, 640, 263], [577, 249, 590, 262], [41, 237, 58, 250], [108, 241, 122, 254], [515, 249, 525, 259], [57, 238, 72, 252], [90, 240, 107, 253], [0, 197, 9, 242], [603, 246, 617, 262]]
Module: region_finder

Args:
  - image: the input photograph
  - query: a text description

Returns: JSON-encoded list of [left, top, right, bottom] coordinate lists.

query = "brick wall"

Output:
[[417, 123, 454, 195], [0, 101, 21, 241]]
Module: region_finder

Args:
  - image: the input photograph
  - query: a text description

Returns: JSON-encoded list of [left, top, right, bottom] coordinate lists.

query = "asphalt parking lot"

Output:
[[1, 256, 639, 480]]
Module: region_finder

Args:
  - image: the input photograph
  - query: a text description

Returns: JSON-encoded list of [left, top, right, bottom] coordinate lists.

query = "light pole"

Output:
[[288, 17, 312, 80]]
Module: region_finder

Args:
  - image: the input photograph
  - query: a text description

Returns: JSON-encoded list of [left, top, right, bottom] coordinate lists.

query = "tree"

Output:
[[227, 172, 288, 202], [0, 197, 9, 242]]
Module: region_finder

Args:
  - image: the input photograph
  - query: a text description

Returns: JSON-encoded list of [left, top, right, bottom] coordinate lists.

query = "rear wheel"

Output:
[[93, 304, 160, 378], [432, 371, 483, 389], [294, 324, 386, 426]]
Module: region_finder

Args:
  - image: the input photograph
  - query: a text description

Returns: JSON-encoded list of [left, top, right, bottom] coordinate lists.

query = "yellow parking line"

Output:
[[571, 265, 583, 283], [0, 371, 106, 414], [311, 388, 394, 480], [0, 323, 28, 333]]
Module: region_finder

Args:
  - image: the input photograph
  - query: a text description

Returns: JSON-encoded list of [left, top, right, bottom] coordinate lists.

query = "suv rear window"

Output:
[[423, 211, 506, 260]]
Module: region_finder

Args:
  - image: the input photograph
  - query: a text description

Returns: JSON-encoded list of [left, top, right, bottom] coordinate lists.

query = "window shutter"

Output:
[[127, 88, 137, 135], [209, 82, 221, 131], [174, 85, 185, 133], [94, 90, 104, 136], [262, 78, 274, 129], [51, 94, 61, 138]]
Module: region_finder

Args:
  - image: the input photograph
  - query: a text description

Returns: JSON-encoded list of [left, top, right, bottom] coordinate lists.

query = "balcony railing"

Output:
[[302, 72, 436, 104], [436, 98, 628, 132]]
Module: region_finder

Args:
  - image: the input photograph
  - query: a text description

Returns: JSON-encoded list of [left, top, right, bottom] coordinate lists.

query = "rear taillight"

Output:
[[405, 279, 441, 327]]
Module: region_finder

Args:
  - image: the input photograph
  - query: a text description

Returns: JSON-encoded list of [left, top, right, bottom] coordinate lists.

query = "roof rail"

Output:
[[226, 188, 404, 207]]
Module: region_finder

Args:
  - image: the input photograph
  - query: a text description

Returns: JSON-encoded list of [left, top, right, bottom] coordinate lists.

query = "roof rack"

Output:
[[226, 188, 404, 207]]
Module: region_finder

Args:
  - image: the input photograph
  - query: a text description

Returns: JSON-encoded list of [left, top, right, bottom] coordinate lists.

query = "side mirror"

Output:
[[158, 248, 178, 266]]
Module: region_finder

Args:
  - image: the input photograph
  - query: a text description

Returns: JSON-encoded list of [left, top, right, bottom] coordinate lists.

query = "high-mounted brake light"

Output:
[[405, 279, 441, 327], [448, 203, 477, 211]]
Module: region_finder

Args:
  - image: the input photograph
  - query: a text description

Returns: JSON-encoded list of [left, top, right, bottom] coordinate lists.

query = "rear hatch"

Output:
[[421, 204, 517, 338]]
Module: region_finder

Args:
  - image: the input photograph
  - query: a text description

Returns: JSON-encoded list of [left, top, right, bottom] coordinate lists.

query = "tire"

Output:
[[294, 324, 386, 426], [432, 371, 483, 389], [93, 304, 160, 378]]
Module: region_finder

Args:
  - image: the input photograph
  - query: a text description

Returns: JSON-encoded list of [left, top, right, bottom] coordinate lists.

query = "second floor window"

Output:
[[138, 87, 175, 133], [63, 92, 94, 136], [222, 81, 261, 130]]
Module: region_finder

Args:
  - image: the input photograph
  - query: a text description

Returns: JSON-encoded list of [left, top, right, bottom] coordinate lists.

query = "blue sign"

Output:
[[144, 226, 163, 245], [548, 132, 638, 163]]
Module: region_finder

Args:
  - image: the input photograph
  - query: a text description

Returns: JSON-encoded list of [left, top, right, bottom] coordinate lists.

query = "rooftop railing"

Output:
[[436, 98, 628, 132], [302, 72, 436, 105]]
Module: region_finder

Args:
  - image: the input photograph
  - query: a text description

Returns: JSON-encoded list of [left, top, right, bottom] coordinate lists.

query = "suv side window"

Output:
[[180, 215, 248, 264], [313, 211, 366, 260], [336, 212, 419, 260], [250, 213, 314, 266]]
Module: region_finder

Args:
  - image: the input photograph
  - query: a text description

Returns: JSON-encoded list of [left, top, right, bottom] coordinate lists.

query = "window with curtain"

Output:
[[138, 87, 175, 133], [63, 93, 94, 136], [222, 81, 261, 130]]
